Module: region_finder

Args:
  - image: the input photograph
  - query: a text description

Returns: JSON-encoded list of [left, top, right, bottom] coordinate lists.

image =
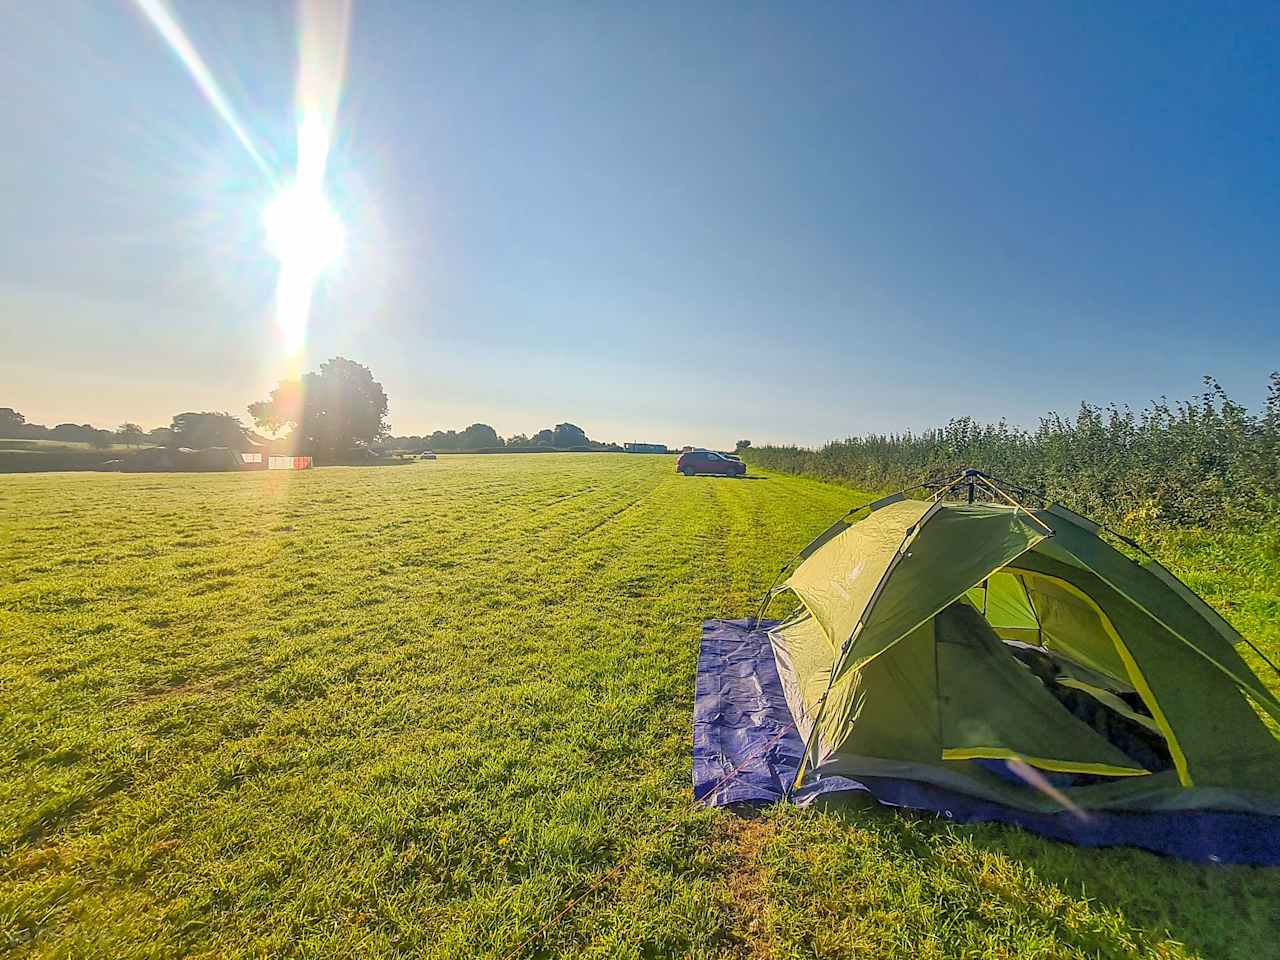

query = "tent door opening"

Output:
[[959, 571, 1176, 777]]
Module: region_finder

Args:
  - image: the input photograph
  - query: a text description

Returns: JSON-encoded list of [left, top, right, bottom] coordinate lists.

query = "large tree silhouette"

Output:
[[551, 422, 588, 447], [249, 357, 389, 457], [458, 423, 502, 450]]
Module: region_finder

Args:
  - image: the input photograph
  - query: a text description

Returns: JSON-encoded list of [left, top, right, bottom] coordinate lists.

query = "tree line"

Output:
[[740, 375, 1280, 531], [378, 421, 620, 453], [0, 411, 273, 452], [1, 357, 390, 458], [0, 409, 136, 449], [2, 356, 625, 461]]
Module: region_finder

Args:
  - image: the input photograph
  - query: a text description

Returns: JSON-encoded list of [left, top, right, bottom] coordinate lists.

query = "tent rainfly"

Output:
[[756, 470, 1280, 827]]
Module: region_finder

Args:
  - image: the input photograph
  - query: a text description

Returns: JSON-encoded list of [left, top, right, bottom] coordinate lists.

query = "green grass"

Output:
[[1, 455, 1276, 958]]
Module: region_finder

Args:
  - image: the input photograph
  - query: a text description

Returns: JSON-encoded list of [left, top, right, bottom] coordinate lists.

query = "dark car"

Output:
[[677, 450, 746, 477]]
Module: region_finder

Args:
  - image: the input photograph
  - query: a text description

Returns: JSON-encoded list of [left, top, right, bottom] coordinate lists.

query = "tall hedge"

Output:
[[743, 375, 1280, 530]]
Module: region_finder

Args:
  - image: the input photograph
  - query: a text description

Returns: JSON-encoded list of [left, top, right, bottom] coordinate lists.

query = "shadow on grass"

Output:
[[803, 798, 1276, 960]]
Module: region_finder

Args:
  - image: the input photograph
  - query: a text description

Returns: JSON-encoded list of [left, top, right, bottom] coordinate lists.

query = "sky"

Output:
[[1, 2, 1278, 449]]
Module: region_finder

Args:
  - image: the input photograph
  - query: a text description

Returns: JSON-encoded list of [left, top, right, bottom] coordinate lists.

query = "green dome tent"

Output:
[[757, 470, 1280, 820]]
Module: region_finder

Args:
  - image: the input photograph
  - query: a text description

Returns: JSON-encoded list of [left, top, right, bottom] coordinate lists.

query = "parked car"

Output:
[[677, 450, 746, 477], [420, 450, 437, 460]]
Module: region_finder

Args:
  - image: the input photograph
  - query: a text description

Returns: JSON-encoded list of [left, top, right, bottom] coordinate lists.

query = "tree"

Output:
[[507, 433, 530, 446], [116, 422, 146, 447], [735, 439, 752, 453], [458, 423, 502, 450], [149, 426, 175, 446], [50, 423, 99, 443], [429, 429, 459, 451], [551, 422, 588, 447], [88, 430, 114, 450], [0, 408, 25, 438], [169, 412, 250, 450], [531, 429, 554, 446], [249, 357, 390, 458]]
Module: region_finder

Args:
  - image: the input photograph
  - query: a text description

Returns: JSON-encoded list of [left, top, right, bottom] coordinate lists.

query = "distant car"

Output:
[[677, 450, 746, 477], [420, 450, 437, 460]]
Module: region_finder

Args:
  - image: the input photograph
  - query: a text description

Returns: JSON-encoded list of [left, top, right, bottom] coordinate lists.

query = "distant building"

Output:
[[268, 455, 313, 470], [624, 442, 668, 454]]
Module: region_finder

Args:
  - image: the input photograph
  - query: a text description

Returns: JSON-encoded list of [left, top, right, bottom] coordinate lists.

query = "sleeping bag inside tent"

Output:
[[693, 475, 1280, 864]]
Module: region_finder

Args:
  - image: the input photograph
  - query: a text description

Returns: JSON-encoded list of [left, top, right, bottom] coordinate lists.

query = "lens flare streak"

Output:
[[131, 0, 353, 354], [264, 125, 345, 351], [130, 0, 271, 174]]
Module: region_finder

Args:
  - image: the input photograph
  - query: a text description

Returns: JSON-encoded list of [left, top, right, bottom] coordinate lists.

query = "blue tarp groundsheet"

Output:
[[693, 618, 1280, 865]]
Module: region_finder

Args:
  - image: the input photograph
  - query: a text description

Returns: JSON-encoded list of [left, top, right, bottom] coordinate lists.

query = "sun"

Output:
[[264, 181, 344, 351], [264, 183, 344, 272]]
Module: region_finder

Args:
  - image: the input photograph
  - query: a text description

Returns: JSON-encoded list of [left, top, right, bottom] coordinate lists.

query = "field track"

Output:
[[2, 455, 1277, 958]]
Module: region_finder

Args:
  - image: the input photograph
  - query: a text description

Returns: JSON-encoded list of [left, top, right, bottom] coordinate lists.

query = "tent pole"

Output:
[[976, 474, 1056, 537]]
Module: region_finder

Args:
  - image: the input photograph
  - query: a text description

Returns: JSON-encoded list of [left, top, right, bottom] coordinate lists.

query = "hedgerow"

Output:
[[743, 375, 1280, 530]]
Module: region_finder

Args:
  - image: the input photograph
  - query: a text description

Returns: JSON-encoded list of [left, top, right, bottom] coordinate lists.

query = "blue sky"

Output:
[[1, 2, 1277, 448]]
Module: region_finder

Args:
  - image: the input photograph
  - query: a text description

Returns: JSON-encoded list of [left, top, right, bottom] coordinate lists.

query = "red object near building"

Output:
[[268, 455, 313, 470]]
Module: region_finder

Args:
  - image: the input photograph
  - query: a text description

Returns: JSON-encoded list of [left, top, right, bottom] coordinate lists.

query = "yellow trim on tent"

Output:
[[1042, 510, 1280, 725], [1015, 570, 1193, 788], [1056, 677, 1160, 734], [1120, 583, 1280, 724], [1108, 634, 1192, 786], [941, 747, 1149, 778]]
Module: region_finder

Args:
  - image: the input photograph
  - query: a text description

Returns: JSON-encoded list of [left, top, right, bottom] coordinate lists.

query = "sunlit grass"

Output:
[[1, 456, 1276, 957]]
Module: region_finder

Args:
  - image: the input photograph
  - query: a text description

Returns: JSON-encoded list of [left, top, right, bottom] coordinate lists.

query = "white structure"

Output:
[[268, 455, 313, 470]]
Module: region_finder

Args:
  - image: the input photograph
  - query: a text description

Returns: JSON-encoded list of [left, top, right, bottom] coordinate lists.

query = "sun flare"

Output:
[[264, 183, 344, 273], [263, 178, 344, 352], [133, 0, 352, 355]]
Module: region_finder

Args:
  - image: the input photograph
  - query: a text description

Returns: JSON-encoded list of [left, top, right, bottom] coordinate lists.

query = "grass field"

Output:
[[2, 455, 1277, 959]]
